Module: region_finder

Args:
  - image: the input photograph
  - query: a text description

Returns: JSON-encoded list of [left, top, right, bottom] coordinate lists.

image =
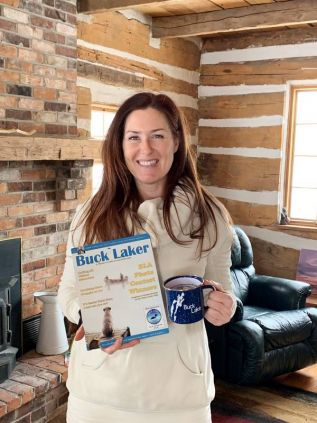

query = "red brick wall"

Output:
[[0, 160, 93, 319], [0, 0, 77, 136]]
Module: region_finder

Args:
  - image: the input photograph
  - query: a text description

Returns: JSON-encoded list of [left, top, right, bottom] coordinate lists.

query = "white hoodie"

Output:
[[58, 189, 233, 421]]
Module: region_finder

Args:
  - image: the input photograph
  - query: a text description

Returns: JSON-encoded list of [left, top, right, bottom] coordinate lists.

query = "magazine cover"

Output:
[[296, 248, 317, 296], [71, 233, 169, 349]]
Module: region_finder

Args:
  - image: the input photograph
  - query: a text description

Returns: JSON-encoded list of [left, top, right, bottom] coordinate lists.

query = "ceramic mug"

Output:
[[163, 275, 214, 324]]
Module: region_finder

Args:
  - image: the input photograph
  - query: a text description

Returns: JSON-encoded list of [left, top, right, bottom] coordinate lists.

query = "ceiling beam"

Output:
[[77, 0, 167, 14], [152, 0, 317, 38]]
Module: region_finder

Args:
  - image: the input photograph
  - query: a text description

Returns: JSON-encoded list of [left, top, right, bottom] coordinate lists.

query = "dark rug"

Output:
[[210, 379, 317, 422]]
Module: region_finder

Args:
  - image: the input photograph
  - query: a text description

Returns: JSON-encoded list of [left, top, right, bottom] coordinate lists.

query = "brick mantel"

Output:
[[0, 137, 101, 161]]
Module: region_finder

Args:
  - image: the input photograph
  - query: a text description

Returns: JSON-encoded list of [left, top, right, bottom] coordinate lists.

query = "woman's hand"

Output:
[[74, 325, 140, 354], [101, 337, 140, 354], [203, 279, 236, 326]]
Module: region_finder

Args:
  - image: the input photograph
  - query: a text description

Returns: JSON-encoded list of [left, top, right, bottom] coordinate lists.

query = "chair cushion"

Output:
[[249, 310, 313, 352]]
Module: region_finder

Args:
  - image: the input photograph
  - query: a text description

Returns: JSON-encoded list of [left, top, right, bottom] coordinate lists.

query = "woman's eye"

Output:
[[128, 136, 140, 141], [153, 134, 164, 139]]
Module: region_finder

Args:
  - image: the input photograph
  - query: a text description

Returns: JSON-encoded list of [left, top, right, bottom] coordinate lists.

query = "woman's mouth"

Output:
[[137, 160, 159, 167]]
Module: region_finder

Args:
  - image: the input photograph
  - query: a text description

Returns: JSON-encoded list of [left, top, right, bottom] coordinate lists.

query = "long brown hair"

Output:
[[80, 92, 230, 256]]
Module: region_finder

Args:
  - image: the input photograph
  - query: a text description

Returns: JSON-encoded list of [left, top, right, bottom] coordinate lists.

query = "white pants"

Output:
[[67, 395, 211, 423]]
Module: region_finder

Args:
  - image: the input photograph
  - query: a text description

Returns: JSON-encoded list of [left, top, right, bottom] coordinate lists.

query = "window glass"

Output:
[[92, 162, 104, 194], [291, 188, 317, 220], [91, 110, 105, 139], [91, 107, 116, 193], [91, 109, 116, 140], [285, 87, 317, 224]]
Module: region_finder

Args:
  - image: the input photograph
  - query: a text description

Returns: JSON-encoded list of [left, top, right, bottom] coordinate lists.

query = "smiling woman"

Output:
[[58, 92, 236, 423]]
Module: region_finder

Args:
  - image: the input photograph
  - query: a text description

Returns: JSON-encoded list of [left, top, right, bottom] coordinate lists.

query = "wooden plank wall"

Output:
[[199, 28, 317, 279], [76, 10, 200, 142]]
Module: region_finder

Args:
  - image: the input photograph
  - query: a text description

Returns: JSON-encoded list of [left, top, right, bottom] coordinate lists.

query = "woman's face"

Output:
[[122, 107, 179, 200]]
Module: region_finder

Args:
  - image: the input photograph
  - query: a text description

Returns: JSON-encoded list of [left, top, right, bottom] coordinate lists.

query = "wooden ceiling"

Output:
[[77, 0, 317, 38]]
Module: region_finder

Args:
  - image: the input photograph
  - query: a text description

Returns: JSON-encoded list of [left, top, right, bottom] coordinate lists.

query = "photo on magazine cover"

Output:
[[85, 274, 133, 349]]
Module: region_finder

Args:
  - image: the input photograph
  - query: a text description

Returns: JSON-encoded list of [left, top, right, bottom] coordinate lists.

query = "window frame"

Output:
[[283, 84, 317, 228]]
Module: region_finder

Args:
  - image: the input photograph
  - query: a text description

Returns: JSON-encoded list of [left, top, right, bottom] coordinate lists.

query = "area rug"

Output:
[[210, 379, 317, 423]]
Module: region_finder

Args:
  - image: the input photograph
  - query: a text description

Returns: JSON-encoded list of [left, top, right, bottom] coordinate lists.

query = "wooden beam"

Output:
[[152, 0, 317, 38], [0, 137, 102, 161], [77, 0, 167, 14]]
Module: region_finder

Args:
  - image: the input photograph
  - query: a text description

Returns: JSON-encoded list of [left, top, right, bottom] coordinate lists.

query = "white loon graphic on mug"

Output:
[[170, 292, 185, 322]]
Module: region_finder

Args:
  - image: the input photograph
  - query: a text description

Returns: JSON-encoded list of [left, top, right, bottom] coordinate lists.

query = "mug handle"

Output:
[[201, 285, 215, 308]]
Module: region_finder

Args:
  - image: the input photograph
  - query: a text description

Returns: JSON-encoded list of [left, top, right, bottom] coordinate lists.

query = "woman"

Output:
[[58, 92, 236, 423]]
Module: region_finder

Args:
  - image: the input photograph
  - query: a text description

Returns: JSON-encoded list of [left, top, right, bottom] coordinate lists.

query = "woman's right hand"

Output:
[[74, 325, 140, 354]]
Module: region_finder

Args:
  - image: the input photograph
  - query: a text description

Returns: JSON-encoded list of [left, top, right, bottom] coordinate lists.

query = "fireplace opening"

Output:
[[0, 238, 22, 383]]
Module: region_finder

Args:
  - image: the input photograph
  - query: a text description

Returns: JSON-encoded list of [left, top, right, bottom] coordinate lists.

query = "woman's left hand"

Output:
[[203, 279, 236, 326]]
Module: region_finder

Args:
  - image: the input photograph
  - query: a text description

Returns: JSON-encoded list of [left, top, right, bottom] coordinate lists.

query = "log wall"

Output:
[[199, 27, 317, 279], [76, 10, 201, 141]]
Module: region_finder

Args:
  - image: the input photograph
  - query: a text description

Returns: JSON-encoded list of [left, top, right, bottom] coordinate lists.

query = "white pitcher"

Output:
[[34, 291, 69, 355]]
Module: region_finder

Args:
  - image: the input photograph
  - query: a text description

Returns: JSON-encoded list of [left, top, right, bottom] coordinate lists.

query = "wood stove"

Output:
[[0, 238, 22, 383]]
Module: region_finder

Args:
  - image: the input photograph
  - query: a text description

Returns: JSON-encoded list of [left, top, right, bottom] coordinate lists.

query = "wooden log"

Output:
[[251, 236, 299, 280], [198, 126, 282, 149], [201, 57, 317, 86], [152, 0, 317, 38], [199, 93, 284, 119], [77, 60, 144, 89], [144, 76, 197, 98], [198, 153, 280, 191], [202, 26, 317, 52], [217, 197, 278, 226]]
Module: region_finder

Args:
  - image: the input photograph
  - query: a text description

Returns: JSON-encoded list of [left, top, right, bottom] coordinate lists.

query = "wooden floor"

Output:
[[275, 363, 317, 394], [213, 364, 317, 423]]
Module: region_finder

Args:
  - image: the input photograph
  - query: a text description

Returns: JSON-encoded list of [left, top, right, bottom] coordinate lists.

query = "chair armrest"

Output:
[[227, 320, 264, 384], [248, 275, 311, 310], [305, 307, 317, 352], [231, 297, 244, 322]]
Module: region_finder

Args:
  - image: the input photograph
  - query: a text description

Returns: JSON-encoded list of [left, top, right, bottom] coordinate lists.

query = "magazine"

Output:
[[71, 233, 169, 349]]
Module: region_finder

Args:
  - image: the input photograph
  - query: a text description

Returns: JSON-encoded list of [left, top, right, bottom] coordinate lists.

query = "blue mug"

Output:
[[163, 275, 214, 324]]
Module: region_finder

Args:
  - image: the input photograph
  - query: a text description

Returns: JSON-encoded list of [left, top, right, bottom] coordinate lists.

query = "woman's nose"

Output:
[[140, 137, 153, 153]]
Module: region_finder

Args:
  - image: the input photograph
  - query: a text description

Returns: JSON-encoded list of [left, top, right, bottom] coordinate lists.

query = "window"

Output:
[[91, 105, 117, 193], [284, 86, 317, 226], [91, 105, 116, 140]]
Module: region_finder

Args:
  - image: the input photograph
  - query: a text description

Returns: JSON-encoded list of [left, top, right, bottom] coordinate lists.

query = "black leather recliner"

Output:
[[206, 226, 317, 385]]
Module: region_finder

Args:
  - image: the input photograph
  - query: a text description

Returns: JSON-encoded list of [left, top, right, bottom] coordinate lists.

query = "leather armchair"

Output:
[[206, 226, 317, 385]]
